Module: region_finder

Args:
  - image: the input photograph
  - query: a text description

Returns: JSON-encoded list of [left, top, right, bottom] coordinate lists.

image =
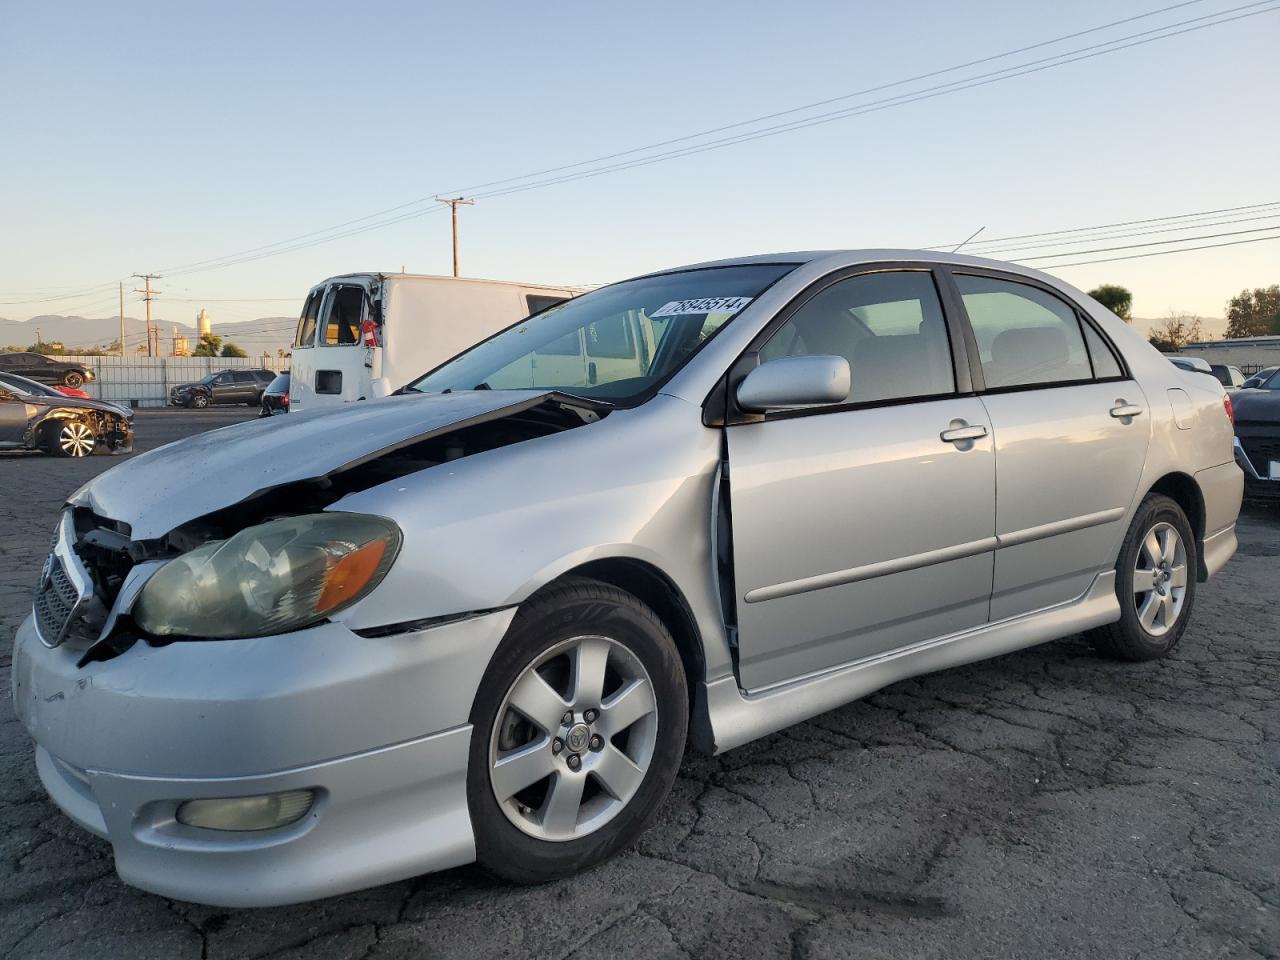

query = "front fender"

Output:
[[330, 395, 735, 680]]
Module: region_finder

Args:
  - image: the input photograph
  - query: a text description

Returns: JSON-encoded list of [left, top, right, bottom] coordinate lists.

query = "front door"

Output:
[[0, 390, 30, 443], [948, 271, 1151, 619], [727, 268, 997, 692]]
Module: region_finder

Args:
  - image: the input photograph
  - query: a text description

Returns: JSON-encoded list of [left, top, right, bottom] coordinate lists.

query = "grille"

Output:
[[33, 556, 83, 645], [1241, 437, 1280, 472]]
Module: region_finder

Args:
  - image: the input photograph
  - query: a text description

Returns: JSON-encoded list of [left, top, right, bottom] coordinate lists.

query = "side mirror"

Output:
[[737, 355, 851, 412]]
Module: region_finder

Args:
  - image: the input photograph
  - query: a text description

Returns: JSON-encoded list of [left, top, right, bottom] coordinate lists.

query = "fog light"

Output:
[[176, 790, 314, 831]]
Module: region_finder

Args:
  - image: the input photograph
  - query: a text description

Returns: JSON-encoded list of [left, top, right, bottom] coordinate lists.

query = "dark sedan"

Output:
[[1232, 368, 1280, 500], [0, 377, 132, 458], [258, 371, 290, 417], [0, 352, 96, 388], [169, 369, 276, 408]]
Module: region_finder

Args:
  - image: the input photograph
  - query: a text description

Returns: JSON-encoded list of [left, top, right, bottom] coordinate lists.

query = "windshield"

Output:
[[409, 263, 795, 403]]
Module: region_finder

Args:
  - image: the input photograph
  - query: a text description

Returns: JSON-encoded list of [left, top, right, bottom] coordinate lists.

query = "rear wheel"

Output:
[[62, 371, 84, 388], [467, 579, 688, 883], [44, 420, 96, 458], [1088, 494, 1197, 661]]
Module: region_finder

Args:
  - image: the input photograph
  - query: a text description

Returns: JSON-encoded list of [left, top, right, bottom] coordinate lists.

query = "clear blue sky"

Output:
[[1, 0, 1277, 330]]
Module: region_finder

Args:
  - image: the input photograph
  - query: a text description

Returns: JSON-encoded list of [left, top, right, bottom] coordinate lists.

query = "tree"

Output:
[[1088, 284, 1132, 321], [1147, 312, 1204, 352], [1225, 285, 1280, 339], [191, 333, 223, 357], [220, 342, 247, 358]]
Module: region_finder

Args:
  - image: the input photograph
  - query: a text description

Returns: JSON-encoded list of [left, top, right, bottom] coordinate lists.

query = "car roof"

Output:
[[632, 248, 1075, 287]]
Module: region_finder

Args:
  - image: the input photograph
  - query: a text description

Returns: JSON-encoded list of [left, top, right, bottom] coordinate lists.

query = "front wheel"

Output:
[[467, 579, 688, 883], [1088, 494, 1197, 661], [190, 393, 210, 408], [44, 420, 96, 458]]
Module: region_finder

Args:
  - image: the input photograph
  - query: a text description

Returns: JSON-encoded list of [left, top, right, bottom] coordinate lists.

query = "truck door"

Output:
[[311, 285, 368, 405], [287, 289, 325, 412]]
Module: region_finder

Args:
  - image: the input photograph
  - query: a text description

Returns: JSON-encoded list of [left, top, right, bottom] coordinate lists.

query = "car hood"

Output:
[[171, 381, 208, 391], [24, 394, 132, 419], [1231, 388, 1280, 424], [70, 389, 560, 539]]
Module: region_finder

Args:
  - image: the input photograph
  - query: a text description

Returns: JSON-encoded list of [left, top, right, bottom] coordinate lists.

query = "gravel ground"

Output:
[[1, 409, 1277, 959]]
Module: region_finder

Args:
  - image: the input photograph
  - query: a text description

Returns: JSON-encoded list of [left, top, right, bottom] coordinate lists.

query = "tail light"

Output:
[[1223, 394, 1233, 425]]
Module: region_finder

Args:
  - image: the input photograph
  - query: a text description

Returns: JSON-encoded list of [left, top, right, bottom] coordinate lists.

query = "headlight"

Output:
[[134, 513, 401, 639]]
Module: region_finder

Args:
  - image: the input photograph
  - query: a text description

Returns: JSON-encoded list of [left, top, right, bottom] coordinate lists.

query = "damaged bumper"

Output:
[[11, 608, 515, 907]]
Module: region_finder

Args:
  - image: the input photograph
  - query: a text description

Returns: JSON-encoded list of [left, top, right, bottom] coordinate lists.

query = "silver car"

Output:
[[12, 250, 1242, 906]]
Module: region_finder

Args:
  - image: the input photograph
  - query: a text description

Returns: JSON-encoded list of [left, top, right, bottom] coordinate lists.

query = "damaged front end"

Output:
[[38, 391, 602, 666]]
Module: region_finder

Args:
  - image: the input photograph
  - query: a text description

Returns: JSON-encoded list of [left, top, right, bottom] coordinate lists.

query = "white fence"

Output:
[[60, 355, 288, 408]]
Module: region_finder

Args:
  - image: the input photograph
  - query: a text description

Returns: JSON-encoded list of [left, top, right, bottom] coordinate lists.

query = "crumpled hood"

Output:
[[71, 390, 552, 539], [1231, 389, 1280, 423]]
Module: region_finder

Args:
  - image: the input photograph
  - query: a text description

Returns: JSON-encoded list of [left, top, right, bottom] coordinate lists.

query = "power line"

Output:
[[1017, 224, 1280, 261], [155, 0, 1279, 279], [969, 210, 1280, 255], [1041, 232, 1280, 268], [459, 2, 1280, 206]]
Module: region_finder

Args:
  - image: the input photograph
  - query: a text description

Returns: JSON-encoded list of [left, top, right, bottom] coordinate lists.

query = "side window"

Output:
[[955, 275, 1091, 389], [585, 315, 635, 360], [231, 372, 253, 384], [1081, 321, 1124, 379], [537, 330, 583, 357], [758, 271, 955, 404], [526, 294, 566, 316], [294, 292, 322, 348], [323, 286, 364, 345]]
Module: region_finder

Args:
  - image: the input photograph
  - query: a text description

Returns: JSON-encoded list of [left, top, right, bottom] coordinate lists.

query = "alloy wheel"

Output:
[[488, 634, 659, 842], [1133, 521, 1188, 637], [58, 421, 95, 457]]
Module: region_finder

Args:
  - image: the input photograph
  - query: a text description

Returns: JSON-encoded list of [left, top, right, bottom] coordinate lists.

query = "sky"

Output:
[[1, 0, 1277, 335]]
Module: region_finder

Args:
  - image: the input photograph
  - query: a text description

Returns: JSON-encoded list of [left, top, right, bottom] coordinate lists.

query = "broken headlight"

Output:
[[134, 513, 401, 639]]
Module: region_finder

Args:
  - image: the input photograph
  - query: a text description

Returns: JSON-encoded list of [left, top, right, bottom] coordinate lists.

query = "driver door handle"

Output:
[[1109, 403, 1144, 419], [940, 424, 988, 443]]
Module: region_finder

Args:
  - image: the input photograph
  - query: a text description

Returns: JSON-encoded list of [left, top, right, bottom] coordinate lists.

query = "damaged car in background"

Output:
[[0, 376, 132, 457], [11, 250, 1241, 907]]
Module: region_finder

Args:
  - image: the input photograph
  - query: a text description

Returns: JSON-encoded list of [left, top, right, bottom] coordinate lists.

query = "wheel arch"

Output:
[[1143, 471, 1208, 581], [554, 557, 707, 716]]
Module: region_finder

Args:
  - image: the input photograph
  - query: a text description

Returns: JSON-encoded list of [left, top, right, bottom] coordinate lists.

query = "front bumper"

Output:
[[12, 607, 515, 906]]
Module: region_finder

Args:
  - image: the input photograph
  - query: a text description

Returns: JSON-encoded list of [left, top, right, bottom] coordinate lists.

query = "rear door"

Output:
[[946, 270, 1150, 619], [726, 267, 997, 691]]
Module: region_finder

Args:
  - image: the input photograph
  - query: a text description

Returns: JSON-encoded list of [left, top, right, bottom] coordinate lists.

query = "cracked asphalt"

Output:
[[2, 410, 1277, 959]]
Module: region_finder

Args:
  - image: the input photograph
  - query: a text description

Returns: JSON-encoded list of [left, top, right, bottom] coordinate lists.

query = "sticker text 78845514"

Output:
[[649, 297, 753, 318]]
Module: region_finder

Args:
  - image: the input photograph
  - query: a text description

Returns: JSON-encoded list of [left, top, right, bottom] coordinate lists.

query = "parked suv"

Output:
[[169, 369, 276, 408], [0, 352, 95, 388]]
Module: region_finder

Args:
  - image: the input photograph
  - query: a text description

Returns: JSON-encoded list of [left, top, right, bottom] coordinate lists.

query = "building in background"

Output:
[[1180, 335, 1280, 375], [173, 327, 190, 357], [197, 308, 212, 338]]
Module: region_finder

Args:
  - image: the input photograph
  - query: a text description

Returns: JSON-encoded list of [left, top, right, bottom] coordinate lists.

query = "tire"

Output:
[[467, 578, 688, 884], [190, 393, 210, 409], [1088, 494, 1197, 661], [63, 371, 85, 388], [43, 420, 96, 458]]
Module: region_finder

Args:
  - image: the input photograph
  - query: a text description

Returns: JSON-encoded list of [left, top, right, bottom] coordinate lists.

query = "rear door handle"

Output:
[[1109, 403, 1144, 419], [940, 424, 988, 443]]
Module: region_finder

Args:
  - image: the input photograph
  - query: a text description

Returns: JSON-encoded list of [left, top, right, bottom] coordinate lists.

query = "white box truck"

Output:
[[287, 273, 584, 412]]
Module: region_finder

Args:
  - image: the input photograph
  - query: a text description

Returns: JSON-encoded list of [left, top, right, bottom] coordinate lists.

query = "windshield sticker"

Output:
[[649, 296, 753, 318]]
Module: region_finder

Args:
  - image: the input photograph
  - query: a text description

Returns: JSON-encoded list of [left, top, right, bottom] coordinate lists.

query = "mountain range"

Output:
[[0, 314, 297, 357]]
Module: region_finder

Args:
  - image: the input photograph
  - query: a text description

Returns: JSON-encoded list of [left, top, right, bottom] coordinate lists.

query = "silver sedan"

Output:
[[12, 250, 1242, 906]]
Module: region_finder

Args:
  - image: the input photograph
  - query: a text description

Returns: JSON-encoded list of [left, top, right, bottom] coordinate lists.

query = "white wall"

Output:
[[61, 355, 288, 408]]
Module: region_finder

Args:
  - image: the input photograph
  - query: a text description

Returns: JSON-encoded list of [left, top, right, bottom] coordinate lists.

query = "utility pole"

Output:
[[132, 273, 161, 358], [434, 196, 474, 277], [118, 282, 126, 357]]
